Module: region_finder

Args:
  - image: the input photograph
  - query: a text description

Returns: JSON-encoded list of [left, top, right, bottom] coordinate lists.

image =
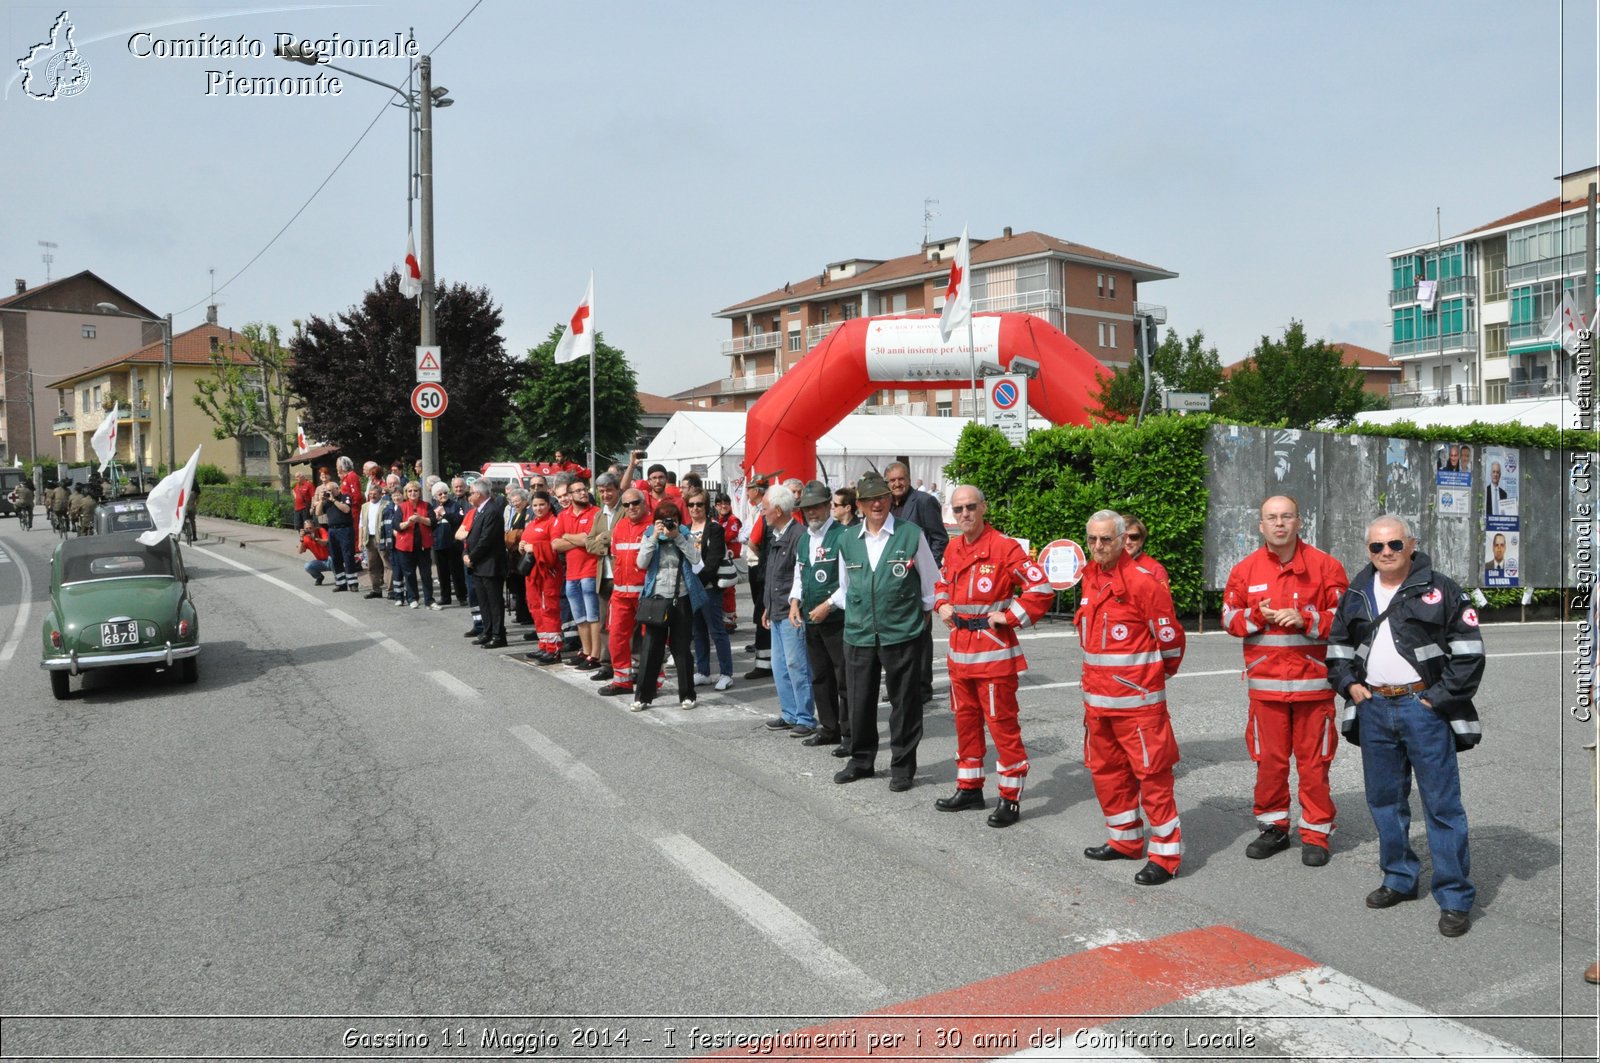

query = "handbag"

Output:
[[637, 596, 672, 628], [517, 551, 535, 577]]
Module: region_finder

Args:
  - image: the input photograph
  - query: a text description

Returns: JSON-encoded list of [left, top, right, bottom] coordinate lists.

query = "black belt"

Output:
[[952, 614, 992, 631]]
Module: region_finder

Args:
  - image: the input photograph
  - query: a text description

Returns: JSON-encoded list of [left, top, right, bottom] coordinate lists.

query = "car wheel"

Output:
[[50, 671, 70, 700], [180, 657, 199, 684]]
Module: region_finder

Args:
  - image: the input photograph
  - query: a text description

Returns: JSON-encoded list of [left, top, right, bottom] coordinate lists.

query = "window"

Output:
[[788, 332, 802, 353], [1107, 275, 1116, 299], [1484, 323, 1507, 360], [841, 303, 858, 321], [1096, 273, 1105, 297], [820, 306, 830, 324], [892, 293, 907, 314], [936, 401, 952, 417], [1107, 323, 1117, 349], [1097, 322, 1106, 347], [93, 386, 101, 408], [81, 324, 96, 339], [80, 390, 90, 413]]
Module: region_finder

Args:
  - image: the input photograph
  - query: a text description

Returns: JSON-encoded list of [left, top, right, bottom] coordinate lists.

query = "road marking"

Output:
[[376, 636, 408, 657], [655, 832, 888, 1003], [508, 724, 623, 807], [0, 544, 32, 664], [427, 669, 479, 701], [326, 608, 366, 629], [190, 546, 321, 604]]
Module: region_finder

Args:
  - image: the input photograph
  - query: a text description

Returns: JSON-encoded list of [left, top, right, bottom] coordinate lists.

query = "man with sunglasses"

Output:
[[1327, 515, 1485, 938], [1222, 496, 1349, 866], [1077, 510, 1187, 885], [594, 489, 653, 697], [932, 486, 1054, 826]]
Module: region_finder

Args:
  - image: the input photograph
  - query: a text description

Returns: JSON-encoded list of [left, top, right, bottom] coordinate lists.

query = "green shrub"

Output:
[[195, 463, 231, 486], [195, 482, 293, 528]]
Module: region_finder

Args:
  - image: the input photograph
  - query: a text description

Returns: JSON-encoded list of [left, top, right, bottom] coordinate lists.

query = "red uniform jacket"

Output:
[[935, 525, 1054, 678], [1075, 551, 1185, 712], [519, 512, 559, 573], [1222, 539, 1348, 701], [609, 516, 649, 597]]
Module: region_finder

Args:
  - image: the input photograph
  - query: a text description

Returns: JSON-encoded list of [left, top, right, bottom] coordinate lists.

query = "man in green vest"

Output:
[[789, 479, 850, 754], [830, 471, 938, 792]]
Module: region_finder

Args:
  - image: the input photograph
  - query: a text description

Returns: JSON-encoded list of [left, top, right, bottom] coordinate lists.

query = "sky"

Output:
[[3, 0, 1597, 398]]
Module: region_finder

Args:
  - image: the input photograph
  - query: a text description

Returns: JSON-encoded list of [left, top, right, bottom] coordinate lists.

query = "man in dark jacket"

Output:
[[1326, 514, 1485, 938], [463, 480, 509, 648], [888, 462, 947, 707]]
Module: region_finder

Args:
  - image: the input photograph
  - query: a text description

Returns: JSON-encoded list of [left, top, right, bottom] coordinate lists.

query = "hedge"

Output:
[[195, 482, 294, 528]]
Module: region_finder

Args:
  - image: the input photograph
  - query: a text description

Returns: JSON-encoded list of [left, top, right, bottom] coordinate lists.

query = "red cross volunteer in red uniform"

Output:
[[1076, 509, 1187, 885], [933, 486, 1055, 827], [1222, 495, 1350, 866]]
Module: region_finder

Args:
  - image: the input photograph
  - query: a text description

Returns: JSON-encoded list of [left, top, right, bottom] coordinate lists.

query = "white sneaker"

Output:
[[629, 700, 647, 712], [427, 603, 442, 611], [693, 673, 711, 686], [395, 599, 405, 607], [408, 601, 419, 609], [680, 698, 696, 710], [715, 675, 734, 691]]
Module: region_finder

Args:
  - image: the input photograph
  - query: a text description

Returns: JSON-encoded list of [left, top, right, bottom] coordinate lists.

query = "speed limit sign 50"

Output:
[[411, 382, 448, 419]]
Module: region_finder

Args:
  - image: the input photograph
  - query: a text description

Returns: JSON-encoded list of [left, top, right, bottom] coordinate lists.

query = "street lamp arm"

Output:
[[315, 60, 415, 107]]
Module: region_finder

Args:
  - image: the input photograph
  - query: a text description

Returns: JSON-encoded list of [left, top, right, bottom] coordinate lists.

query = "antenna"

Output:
[[38, 240, 57, 282], [923, 198, 940, 244]]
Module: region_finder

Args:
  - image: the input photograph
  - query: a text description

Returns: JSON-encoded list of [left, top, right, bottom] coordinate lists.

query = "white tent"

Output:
[[1350, 397, 1583, 430], [644, 410, 974, 519]]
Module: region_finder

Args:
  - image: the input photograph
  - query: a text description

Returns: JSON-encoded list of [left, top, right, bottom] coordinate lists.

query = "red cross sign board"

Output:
[[415, 345, 442, 383], [411, 382, 448, 419]]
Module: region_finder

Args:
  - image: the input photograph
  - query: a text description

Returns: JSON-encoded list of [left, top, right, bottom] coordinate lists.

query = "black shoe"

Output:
[[833, 764, 875, 784], [888, 776, 913, 793], [331, 585, 348, 593], [463, 629, 482, 638], [1438, 909, 1471, 937], [801, 731, 840, 747], [590, 666, 614, 682], [1134, 861, 1175, 886], [743, 644, 757, 654], [473, 636, 492, 646], [522, 631, 539, 641], [1245, 828, 1291, 860], [987, 799, 1021, 828], [1302, 844, 1330, 867], [765, 718, 793, 730], [745, 667, 773, 680], [1084, 843, 1140, 862], [1365, 885, 1419, 909], [597, 683, 634, 697], [569, 656, 602, 671], [482, 637, 508, 649], [789, 725, 816, 738], [534, 651, 563, 665], [934, 788, 986, 813], [363, 590, 382, 599], [831, 744, 852, 758]]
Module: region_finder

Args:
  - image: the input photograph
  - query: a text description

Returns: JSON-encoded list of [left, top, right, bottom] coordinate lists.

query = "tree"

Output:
[[503, 327, 643, 465], [1091, 328, 1224, 421], [1215, 320, 1380, 428], [193, 322, 296, 480], [287, 272, 522, 473]]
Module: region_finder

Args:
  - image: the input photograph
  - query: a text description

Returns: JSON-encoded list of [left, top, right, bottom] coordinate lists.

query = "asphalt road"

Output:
[[0, 512, 1594, 1061]]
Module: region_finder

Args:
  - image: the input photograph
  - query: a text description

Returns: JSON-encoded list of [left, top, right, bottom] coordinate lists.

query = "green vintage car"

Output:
[[41, 531, 199, 699]]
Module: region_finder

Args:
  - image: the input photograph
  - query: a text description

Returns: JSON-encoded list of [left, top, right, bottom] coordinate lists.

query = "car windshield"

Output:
[[61, 542, 177, 584]]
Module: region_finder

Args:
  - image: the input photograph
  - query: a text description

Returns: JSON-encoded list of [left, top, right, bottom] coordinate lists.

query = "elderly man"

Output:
[[582, 472, 625, 681], [358, 482, 393, 600], [1484, 461, 1508, 516], [831, 471, 939, 792], [888, 461, 948, 708], [932, 485, 1054, 826], [316, 472, 359, 592], [759, 483, 817, 735], [1327, 514, 1485, 938], [1077, 510, 1187, 885], [463, 480, 508, 648], [1222, 495, 1349, 865], [789, 480, 850, 752]]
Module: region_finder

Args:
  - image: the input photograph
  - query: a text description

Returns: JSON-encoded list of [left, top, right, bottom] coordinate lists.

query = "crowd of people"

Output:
[[286, 452, 1495, 939]]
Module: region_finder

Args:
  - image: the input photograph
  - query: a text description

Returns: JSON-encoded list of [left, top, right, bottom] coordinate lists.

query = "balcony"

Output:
[[974, 289, 1064, 315], [804, 321, 842, 348], [1388, 274, 1478, 307], [1505, 252, 1589, 287], [1387, 382, 1482, 408], [863, 401, 930, 416], [122, 402, 152, 421], [1506, 378, 1564, 401], [52, 413, 75, 434], [1506, 319, 1560, 345], [720, 372, 781, 394], [720, 332, 782, 357], [1388, 332, 1478, 360]]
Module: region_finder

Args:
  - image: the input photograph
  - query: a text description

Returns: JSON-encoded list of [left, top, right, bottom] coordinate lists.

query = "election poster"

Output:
[[1432, 441, 1473, 518]]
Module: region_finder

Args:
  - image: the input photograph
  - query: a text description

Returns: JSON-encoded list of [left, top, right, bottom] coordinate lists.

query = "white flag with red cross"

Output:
[[938, 225, 972, 344], [399, 232, 422, 300], [90, 406, 119, 472], [553, 273, 595, 365], [138, 445, 202, 546]]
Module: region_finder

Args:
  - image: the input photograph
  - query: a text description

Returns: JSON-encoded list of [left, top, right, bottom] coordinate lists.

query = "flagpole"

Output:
[[588, 336, 597, 476], [967, 315, 979, 426]]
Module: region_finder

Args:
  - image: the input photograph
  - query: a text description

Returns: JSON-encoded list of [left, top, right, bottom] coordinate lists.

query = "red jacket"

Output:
[[935, 525, 1054, 677], [1075, 551, 1185, 712], [1222, 539, 1349, 701], [609, 515, 649, 597], [519, 512, 559, 575], [554, 504, 599, 580], [393, 500, 434, 552], [1131, 552, 1169, 586], [299, 527, 329, 561]]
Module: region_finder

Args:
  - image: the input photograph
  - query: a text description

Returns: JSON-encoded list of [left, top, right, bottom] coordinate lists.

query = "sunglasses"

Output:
[[950, 503, 980, 514], [1367, 539, 1406, 555], [1085, 534, 1120, 545], [685, 501, 707, 508], [623, 499, 645, 506], [1125, 533, 1144, 541]]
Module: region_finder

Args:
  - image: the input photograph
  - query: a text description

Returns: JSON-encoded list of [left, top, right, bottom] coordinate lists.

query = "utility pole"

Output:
[[418, 55, 439, 482]]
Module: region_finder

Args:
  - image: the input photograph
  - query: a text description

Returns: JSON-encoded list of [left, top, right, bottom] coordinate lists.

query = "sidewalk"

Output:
[[193, 515, 302, 562]]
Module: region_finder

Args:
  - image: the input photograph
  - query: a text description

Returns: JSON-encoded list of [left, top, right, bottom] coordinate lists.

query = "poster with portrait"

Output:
[[1482, 445, 1520, 530], [1483, 529, 1520, 588], [1433, 441, 1473, 517]]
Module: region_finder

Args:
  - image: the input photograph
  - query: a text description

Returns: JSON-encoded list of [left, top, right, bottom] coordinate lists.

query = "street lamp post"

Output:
[[277, 44, 452, 481], [95, 303, 173, 475]]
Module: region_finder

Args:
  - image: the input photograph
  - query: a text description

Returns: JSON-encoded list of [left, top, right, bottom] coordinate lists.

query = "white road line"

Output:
[[326, 608, 366, 629], [377, 636, 408, 657], [654, 832, 889, 1003], [189, 545, 321, 604], [1020, 651, 1556, 694], [508, 724, 624, 807], [427, 669, 479, 701], [0, 545, 32, 664]]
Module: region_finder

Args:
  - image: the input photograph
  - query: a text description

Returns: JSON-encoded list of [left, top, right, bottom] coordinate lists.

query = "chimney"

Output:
[[206, 304, 218, 324], [1003, 226, 1013, 239], [14, 279, 25, 295]]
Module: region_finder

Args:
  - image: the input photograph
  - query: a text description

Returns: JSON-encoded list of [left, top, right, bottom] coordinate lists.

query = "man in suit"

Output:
[[464, 479, 509, 648], [1485, 462, 1508, 516]]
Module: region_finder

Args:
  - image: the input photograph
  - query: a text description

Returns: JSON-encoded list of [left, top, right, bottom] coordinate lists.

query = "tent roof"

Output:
[[645, 411, 976, 465], [1349, 397, 1580, 430]]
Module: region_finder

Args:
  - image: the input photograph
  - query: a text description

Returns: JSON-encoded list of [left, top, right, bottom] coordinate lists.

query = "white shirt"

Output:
[[789, 516, 837, 602], [1365, 578, 1422, 686], [828, 513, 938, 611]]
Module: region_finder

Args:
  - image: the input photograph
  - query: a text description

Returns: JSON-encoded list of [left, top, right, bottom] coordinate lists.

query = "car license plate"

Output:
[[100, 621, 140, 647]]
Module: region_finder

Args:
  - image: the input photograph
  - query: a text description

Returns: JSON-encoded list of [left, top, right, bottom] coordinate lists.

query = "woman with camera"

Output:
[[632, 499, 704, 712]]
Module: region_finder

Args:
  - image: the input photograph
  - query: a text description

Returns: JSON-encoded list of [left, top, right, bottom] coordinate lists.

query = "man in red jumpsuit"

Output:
[[933, 486, 1055, 827], [1077, 509, 1187, 885], [1222, 494, 1349, 866], [596, 488, 652, 697]]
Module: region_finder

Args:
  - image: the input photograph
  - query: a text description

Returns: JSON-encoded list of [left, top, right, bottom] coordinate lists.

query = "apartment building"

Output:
[[1387, 166, 1598, 407], [675, 228, 1176, 414]]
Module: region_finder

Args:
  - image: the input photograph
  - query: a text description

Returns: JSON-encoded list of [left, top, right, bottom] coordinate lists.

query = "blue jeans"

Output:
[[566, 576, 600, 624], [396, 549, 434, 605], [770, 616, 816, 727], [693, 597, 733, 678], [304, 558, 329, 583], [1357, 693, 1474, 911]]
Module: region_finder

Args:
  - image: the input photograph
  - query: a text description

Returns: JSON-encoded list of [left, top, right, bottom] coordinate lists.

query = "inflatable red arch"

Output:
[[743, 312, 1110, 482]]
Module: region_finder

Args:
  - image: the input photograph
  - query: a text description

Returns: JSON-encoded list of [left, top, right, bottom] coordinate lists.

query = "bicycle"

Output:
[[15, 503, 32, 532], [182, 510, 197, 545]]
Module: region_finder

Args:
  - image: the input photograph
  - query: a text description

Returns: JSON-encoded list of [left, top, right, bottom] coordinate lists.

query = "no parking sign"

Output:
[[986, 374, 1029, 445]]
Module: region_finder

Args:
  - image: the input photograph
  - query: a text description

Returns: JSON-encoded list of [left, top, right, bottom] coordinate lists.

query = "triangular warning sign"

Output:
[[418, 351, 440, 371]]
